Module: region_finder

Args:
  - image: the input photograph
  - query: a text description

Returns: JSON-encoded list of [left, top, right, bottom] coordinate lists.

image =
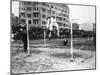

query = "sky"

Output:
[[12, 1, 96, 31], [68, 5, 95, 24], [12, 1, 19, 17]]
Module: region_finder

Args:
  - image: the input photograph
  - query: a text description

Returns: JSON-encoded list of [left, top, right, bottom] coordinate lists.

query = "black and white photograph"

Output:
[[11, 0, 96, 74]]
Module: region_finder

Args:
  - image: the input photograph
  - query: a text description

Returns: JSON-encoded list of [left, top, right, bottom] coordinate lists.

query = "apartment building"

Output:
[[19, 1, 70, 29]]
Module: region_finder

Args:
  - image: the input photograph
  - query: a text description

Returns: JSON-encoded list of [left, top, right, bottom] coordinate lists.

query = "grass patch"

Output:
[[30, 50, 43, 54], [50, 52, 82, 59]]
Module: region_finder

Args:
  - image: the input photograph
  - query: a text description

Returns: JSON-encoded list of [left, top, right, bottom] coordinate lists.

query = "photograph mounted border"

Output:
[[10, 0, 96, 74]]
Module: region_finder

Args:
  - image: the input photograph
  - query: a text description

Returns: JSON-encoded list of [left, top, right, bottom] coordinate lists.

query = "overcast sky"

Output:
[[12, 1, 19, 17], [68, 5, 95, 24]]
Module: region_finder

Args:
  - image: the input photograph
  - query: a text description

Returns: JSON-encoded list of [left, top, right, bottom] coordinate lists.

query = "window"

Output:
[[24, 1, 27, 5], [63, 24, 66, 27], [55, 7, 57, 10], [47, 4, 49, 7], [56, 16, 62, 21], [42, 14, 46, 18], [33, 8, 37, 11], [33, 19, 39, 24], [57, 22, 62, 26], [24, 8, 25, 11], [42, 21, 46, 25], [62, 9, 64, 12], [37, 20, 39, 24], [42, 3, 49, 7], [33, 13, 39, 18], [52, 11, 55, 14], [37, 8, 39, 11], [21, 7, 25, 11], [58, 13, 62, 16], [66, 15, 69, 18], [33, 8, 39, 11], [20, 13, 25, 17], [42, 3, 45, 6], [66, 19, 69, 22], [22, 1, 24, 4], [37, 2, 38, 5], [33, 20, 36, 24], [27, 14, 31, 18], [27, 7, 31, 11], [58, 8, 61, 11], [21, 19, 25, 23], [48, 9, 51, 14], [51, 5, 54, 8], [33, 13, 36, 17], [27, 2, 31, 5], [33, 2, 38, 5], [42, 8, 46, 12], [63, 18, 66, 21], [65, 10, 67, 13], [37, 13, 39, 17], [63, 14, 69, 18], [28, 20, 31, 24]]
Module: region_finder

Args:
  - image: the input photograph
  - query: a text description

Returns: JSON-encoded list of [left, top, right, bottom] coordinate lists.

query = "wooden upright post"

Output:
[[26, 20, 30, 55]]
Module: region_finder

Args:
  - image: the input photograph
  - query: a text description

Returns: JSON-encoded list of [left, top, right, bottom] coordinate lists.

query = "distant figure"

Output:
[[93, 33, 96, 45], [63, 39, 68, 46]]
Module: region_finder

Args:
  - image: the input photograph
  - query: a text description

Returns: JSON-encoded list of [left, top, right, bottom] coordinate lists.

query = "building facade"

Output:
[[72, 22, 79, 30], [80, 22, 94, 31], [19, 1, 70, 29]]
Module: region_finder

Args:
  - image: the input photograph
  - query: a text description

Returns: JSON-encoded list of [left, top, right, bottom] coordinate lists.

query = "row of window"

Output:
[[41, 20, 69, 27], [21, 19, 46, 25], [20, 7, 39, 11], [41, 2, 68, 13], [55, 7, 68, 13], [21, 1, 38, 5], [20, 13, 40, 18], [21, 19, 69, 27], [29, 20, 47, 25], [41, 14, 69, 22], [50, 5, 68, 14], [42, 8, 69, 18], [42, 2, 49, 7], [21, 19, 39, 25], [21, 2, 49, 7], [20, 7, 68, 18], [20, 13, 69, 23], [21, 1, 68, 13], [42, 8, 56, 15]]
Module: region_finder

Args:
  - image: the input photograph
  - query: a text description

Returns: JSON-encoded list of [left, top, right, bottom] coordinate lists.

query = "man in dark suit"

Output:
[[19, 23, 28, 53]]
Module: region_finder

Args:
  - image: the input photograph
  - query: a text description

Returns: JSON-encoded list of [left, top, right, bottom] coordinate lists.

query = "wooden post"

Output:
[[26, 19, 30, 55], [44, 29, 46, 45], [70, 21, 74, 62]]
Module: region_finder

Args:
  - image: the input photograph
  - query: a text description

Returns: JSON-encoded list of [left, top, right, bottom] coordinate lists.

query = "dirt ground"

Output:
[[11, 38, 96, 74], [11, 47, 95, 74]]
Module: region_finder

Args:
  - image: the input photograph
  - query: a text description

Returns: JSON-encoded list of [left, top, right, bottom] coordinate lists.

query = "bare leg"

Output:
[[48, 31, 51, 40]]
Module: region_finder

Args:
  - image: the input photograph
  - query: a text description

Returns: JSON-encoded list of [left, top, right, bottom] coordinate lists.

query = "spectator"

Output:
[[63, 38, 68, 46], [19, 23, 28, 53], [93, 33, 96, 45]]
